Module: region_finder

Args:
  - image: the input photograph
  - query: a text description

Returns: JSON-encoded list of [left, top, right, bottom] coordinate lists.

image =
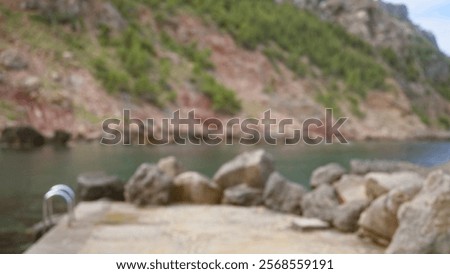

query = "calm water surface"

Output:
[[0, 141, 449, 253]]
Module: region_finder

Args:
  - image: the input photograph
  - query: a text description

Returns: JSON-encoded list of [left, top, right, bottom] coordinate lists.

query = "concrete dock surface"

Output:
[[26, 201, 383, 253]]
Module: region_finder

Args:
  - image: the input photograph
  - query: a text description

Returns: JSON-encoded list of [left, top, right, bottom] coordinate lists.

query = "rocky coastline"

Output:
[[35, 149, 450, 254], [2, 124, 450, 150]]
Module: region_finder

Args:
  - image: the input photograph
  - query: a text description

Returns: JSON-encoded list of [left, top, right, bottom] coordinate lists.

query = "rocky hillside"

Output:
[[0, 0, 449, 142]]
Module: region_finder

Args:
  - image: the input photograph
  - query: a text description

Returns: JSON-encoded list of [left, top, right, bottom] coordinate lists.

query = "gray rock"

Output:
[[350, 159, 429, 176], [213, 149, 274, 189], [365, 171, 424, 201], [0, 49, 28, 70], [385, 183, 423, 214], [77, 171, 124, 201], [423, 53, 449, 82], [334, 175, 367, 203], [333, 200, 368, 233], [378, 1, 409, 22], [67, 74, 84, 89], [387, 171, 450, 253], [310, 163, 346, 188], [358, 182, 421, 246], [96, 2, 127, 31], [157, 156, 184, 179], [171, 172, 222, 204], [21, 76, 42, 92], [263, 172, 307, 215], [301, 184, 340, 222], [0, 126, 45, 149], [0, 72, 5, 83], [291, 217, 330, 232], [222, 184, 263, 206], [418, 29, 439, 50], [125, 164, 172, 206], [357, 195, 397, 246]]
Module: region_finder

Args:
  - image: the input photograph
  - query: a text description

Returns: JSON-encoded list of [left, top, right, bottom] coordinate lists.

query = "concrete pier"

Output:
[[26, 201, 383, 253]]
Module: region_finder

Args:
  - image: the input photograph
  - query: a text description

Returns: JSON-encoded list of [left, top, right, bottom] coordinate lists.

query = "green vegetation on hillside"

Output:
[[92, 25, 177, 106], [380, 36, 450, 101], [107, 0, 241, 113], [380, 47, 420, 82], [438, 116, 450, 130], [145, 0, 387, 97], [0, 0, 241, 111], [2, 0, 448, 122], [413, 106, 431, 126], [161, 33, 241, 114]]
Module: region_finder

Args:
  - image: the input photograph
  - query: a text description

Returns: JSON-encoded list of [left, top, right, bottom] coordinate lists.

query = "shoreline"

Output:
[[25, 150, 450, 254], [1, 124, 450, 150], [1, 145, 449, 254]]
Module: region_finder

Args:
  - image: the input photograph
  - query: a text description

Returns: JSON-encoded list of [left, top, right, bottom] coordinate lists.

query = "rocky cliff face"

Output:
[[282, 0, 438, 54], [0, 0, 449, 142], [278, 0, 450, 124]]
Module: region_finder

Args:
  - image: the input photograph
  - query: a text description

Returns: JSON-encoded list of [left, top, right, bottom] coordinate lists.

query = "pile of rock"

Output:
[[122, 150, 310, 217], [79, 149, 449, 254], [303, 159, 449, 253]]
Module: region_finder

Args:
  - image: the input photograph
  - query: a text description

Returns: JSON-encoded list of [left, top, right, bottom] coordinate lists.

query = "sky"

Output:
[[386, 0, 450, 56]]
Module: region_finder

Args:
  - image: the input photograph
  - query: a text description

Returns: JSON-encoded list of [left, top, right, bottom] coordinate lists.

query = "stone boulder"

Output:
[[301, 184, 339, 222], [0, 126, 45, 149], [222, 184, 263, 206], [358, 183, 422, 246], [77, 171, 124, 201], [213, 149, 274, 189], [350, 159, 429, 176], [125, 164, 172, 206], [263, 172, 307, 215], [157, 156, 184, 179], [385, 183, 423, 213], [332, 200, 368, 233], [387, 171, 450, 253], [357, 195, 397, 246], [0, 49, 28, 70], [378, 2, 409, 22], [334, 175, 367, 203], [171, 172, 222, 204], [310, 163, 346, 188], [365, 171, 424, 200]]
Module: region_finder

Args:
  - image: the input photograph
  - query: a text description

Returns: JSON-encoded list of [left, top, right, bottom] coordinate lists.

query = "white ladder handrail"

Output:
[[42, 185, 76, 229]]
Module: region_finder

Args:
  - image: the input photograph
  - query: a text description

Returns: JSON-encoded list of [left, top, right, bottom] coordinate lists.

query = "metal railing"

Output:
[[42, 184, 76, 229]]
